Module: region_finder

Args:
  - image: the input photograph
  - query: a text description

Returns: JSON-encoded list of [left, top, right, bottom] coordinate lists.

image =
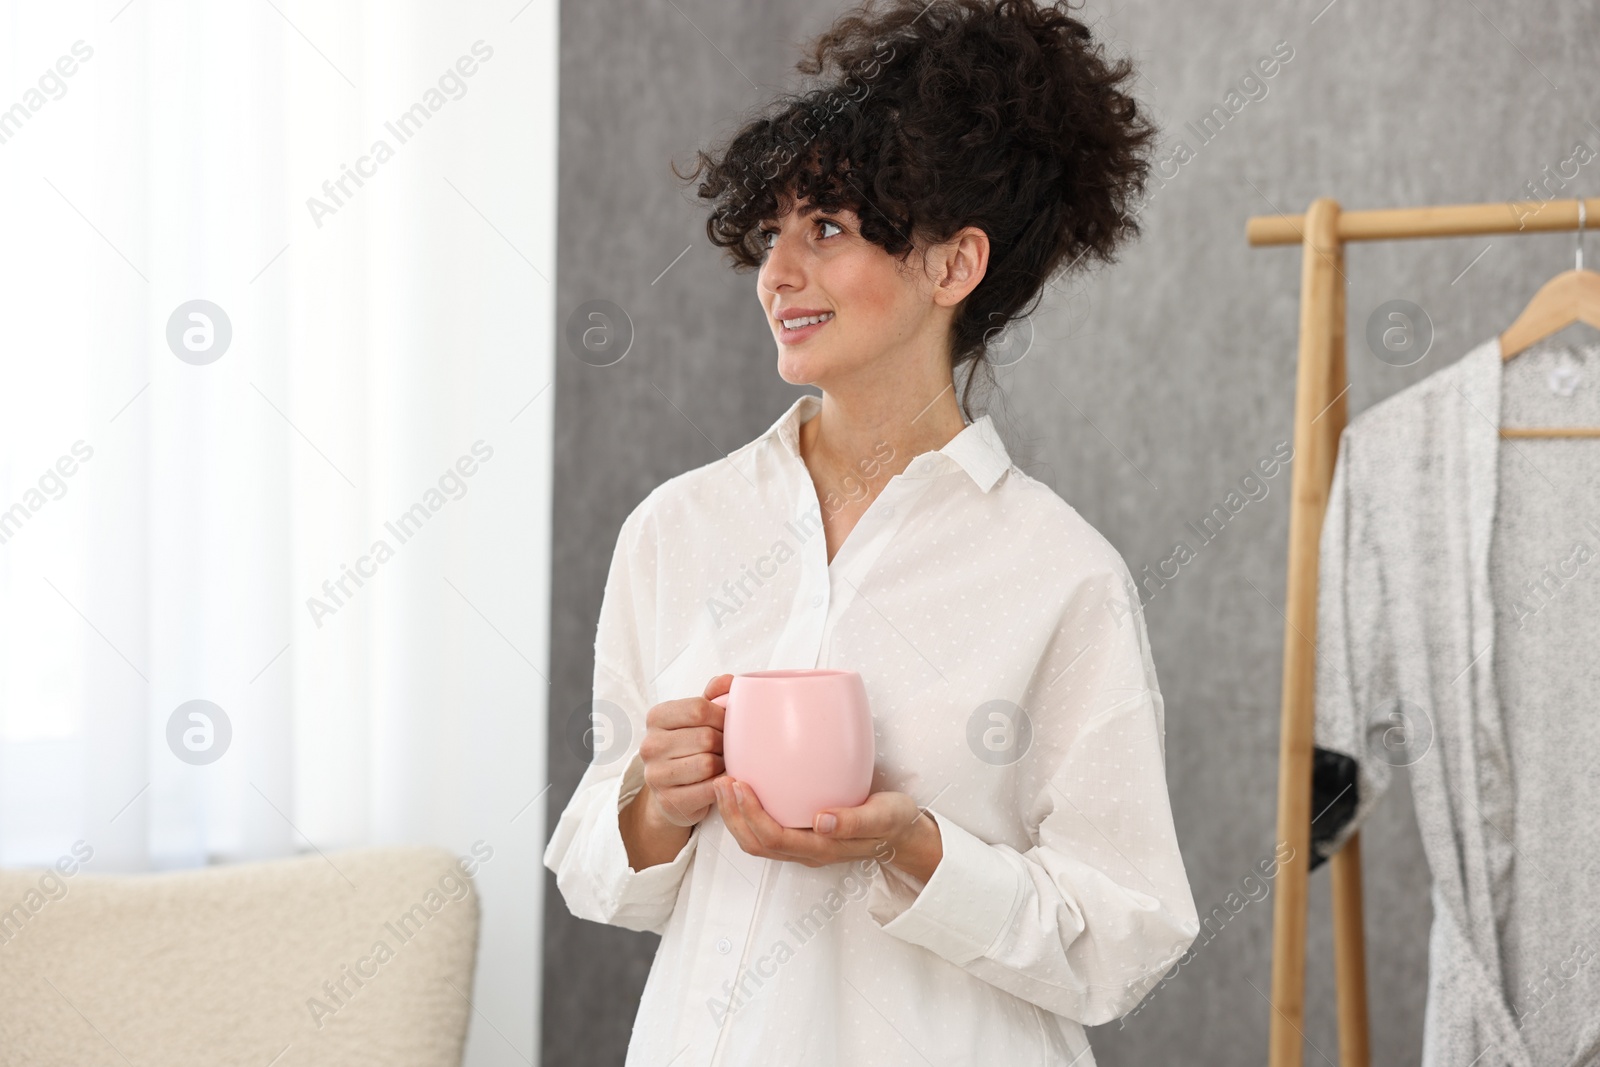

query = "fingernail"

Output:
[[734, 782, 746, 805], [815, 813, 837, 834]]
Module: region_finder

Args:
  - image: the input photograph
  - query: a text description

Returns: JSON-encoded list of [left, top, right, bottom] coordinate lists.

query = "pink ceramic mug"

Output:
[[710, 669, 875, 829]]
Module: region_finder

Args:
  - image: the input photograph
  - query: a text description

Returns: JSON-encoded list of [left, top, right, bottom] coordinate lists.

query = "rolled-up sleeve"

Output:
[[543, 730, 699, 934], [864, 563, 1201, 1027], [543, 498, 698, 935]]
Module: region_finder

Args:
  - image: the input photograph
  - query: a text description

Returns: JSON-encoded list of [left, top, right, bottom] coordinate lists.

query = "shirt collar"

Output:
[[764, 393, 1012, 493]]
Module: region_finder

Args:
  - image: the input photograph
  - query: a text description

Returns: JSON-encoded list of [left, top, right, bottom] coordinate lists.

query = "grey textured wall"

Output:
[[545, 0, 1600, 1063]]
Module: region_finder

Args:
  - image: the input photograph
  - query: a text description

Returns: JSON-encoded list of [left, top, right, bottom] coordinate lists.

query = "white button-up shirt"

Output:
[[544, 393, 1200, 1066]]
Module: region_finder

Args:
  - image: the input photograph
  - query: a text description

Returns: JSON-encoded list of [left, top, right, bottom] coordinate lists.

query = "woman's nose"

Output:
[[760, 232, 805, 289]]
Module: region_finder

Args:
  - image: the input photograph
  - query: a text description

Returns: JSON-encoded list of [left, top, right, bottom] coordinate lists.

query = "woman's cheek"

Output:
[[831, 271, 901, 335]]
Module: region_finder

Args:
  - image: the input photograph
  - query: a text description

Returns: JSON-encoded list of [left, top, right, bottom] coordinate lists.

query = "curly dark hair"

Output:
[[672, 0, 1157, 416]]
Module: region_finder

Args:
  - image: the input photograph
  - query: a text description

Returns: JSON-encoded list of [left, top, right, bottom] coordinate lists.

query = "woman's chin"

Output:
[[775, 349, 829, 387]]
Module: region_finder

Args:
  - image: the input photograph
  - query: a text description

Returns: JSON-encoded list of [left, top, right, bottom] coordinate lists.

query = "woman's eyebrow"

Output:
[[766, 203, 821, 222], [759, 203, 848, 229]]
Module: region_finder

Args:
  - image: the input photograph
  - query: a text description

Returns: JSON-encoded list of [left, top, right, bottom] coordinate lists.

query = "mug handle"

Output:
[[710, 694, 729, 708]]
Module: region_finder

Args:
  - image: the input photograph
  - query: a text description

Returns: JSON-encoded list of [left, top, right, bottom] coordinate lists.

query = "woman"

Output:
[[543, 1, 1200, 1063]]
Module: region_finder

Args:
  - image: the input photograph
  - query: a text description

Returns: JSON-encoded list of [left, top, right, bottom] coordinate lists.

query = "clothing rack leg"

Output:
[[1268, 197, 1345, 1067], [1319, 214, 1372, 1067], [1331, 833, 1371, 1065]]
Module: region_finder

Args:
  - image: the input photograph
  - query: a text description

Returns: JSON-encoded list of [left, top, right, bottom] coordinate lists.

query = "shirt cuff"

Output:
[[865, 809, 1025, 964], [601, 749, 698, 914]]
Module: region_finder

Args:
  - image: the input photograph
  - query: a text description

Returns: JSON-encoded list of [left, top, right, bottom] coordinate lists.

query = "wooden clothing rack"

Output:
[[1244, 194, 1600, 1067]]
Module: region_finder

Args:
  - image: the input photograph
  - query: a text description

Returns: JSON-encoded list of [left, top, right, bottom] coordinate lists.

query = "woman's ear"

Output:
[[932, 226, 989, 307]]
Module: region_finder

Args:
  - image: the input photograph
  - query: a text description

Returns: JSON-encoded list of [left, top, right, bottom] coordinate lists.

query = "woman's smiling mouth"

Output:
[[776, 309, 834, 343]]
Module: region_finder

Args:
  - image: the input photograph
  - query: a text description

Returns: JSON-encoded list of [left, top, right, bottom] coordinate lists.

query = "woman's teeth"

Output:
[[781, 312, 835, 329]]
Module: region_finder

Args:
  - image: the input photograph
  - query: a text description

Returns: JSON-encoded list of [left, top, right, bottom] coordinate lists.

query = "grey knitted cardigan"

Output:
[[1312, 333, 1600, 1067]]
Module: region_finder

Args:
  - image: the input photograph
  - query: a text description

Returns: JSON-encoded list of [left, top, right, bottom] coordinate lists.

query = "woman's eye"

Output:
[[759, 219, 843, 251]]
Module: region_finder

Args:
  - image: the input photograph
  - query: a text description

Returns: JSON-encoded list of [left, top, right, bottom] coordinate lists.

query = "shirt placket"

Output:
[[819, 465, 943, 658], [704, 461, 942, 1065], [703, 471, 832, 1066], [762, 475, 830, 669]]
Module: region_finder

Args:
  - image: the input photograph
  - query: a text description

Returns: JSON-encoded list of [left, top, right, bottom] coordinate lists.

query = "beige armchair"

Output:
[[0, 845, 480, 1066]]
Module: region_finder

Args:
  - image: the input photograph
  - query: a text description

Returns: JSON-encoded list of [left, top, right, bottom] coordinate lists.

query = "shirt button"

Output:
[[881, 504, 895, 518], [716, 937, 732, 954], [811, 593, 822, 607]]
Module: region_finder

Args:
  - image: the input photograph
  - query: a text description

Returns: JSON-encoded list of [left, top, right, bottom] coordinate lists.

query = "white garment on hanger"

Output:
[[1314, 335, 1600, 1067]]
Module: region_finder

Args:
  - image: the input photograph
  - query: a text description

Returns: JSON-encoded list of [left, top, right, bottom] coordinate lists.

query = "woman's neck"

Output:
[[798, 385, 969, 490]]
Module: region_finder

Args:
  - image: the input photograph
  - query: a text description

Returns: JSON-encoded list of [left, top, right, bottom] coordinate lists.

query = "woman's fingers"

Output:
[[728, 781, 790, 850], [716, 780, 830, 865], [631, 682, 737, 830], [717, 780, 758, 843], [712, 778, 902, 869], [652, 785, 709, 826], [640, 718, 721, 770], [645, 693, 727, 734], [656, 772, 723, 822], [713, 778, 747, 841], [646, 750, 723, 791], [817, 790, 918, 841], [673, 724, 723, 757]]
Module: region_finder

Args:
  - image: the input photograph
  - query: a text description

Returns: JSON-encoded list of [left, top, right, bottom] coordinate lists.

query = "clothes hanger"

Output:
[[1499, 197, 1600, 438]]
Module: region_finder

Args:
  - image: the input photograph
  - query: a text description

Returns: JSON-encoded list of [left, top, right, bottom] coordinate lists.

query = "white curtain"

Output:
[[0, 2, 555, 1062]]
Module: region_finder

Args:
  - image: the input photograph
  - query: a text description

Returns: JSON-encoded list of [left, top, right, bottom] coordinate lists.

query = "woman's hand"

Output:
[[714, 776, 944, 883], [635, 673, 734, 828]]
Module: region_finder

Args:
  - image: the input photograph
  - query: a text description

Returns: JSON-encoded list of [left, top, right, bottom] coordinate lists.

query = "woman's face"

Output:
[[756, 197, 939, 391]]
